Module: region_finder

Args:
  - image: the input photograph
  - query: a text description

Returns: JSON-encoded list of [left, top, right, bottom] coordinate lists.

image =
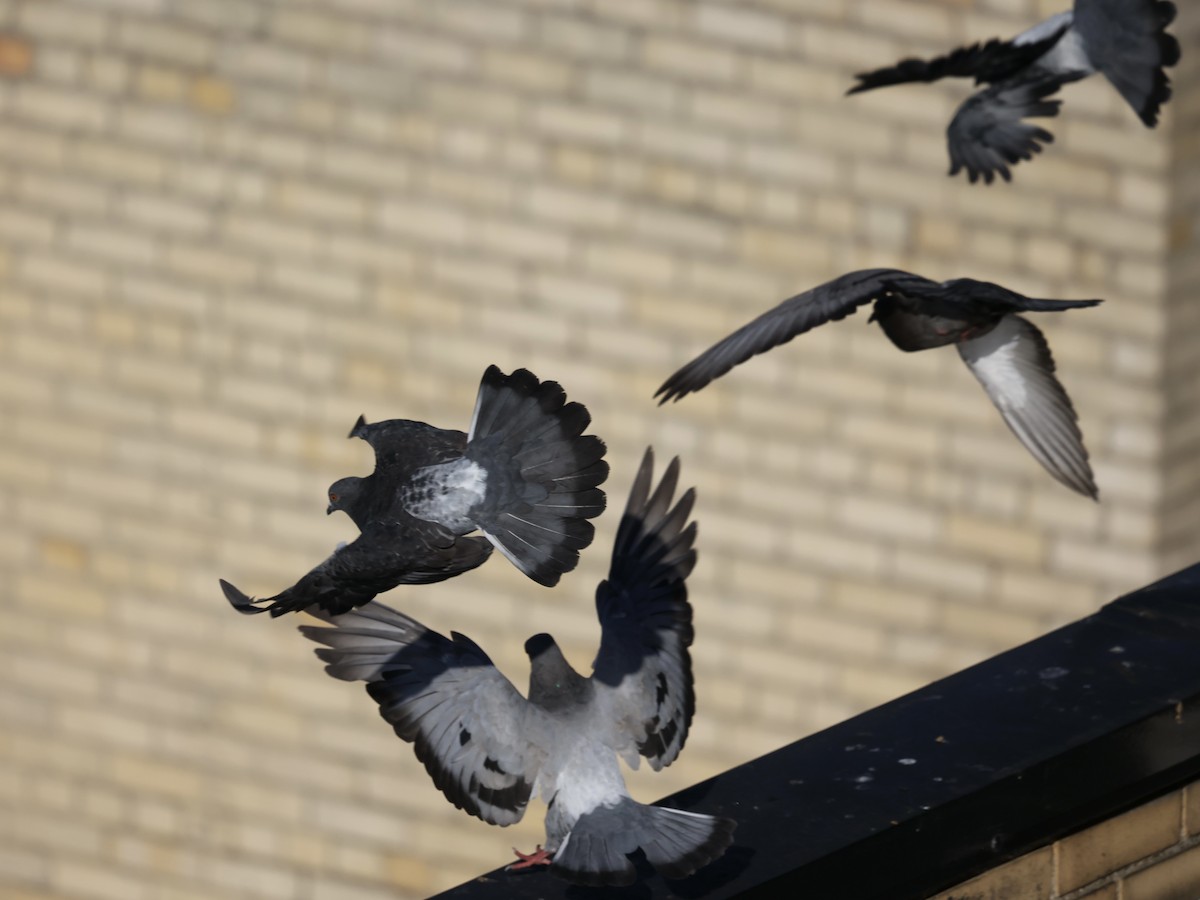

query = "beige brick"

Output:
[[785, 525, 886, 576], [1122, 842, 1200, 900], [832, 578, 936, 627], [534, 101, 627, 145], [945, 514, 1045, 565], [0, 33, 32, 77], [1058, 791, 1182, 892], [931, 846, 1053, 900], [20, 4, 109, 44], [378, 197, 471, 246], [892, 547, 990, 595], [586, 67, 679, 114], [77, 0, 166, 11], [20, 252, 111, 299], [134, 63, 186, 102], [119, 192, 211, 236], [693, 2, 788, 49], [479, 217, 572, 263], [16, 573, 108, 618], [165, 242, 259, 285], [855, 0, 953, 40], [526, 182, 623, 230], [53, 860, 149, 900], [0, 845, 44, 886], [0, 206, 55, 247], [840, 663, 929, 706], [19, 171, 111, 215], [269, 260, 362, 305], [72, 137, 166, 184], [187, 75, 233, 115], [636, 118, 733, 166], [1051, 538, 1156, 586], [836, 493, 940, 543], [540, 12, 632, 60], [943, 603, 1042, 648], [782, 606, 887, 658], [275, 179, 367, 225], [15, 83, 110, 131], [1064, 206, 1165, 256], [642, 34, 740, 83], [67, 222, 157, 266]]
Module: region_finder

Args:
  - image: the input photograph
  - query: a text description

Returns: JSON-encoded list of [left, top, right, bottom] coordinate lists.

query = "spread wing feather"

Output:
[[300, 602, 545, 825]]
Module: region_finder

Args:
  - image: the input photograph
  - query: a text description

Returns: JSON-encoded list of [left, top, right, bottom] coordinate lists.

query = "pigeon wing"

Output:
[[655, 268, 923, 403], [220, 518, 492, 617], [958, 315, 1097, 498], [591, 449, 698, 771], [348, 415, 467, 474], [300, 602, 543, 825], [1073, 0, 1179, 127], [946, 71, 1085, 184], [915, 278, 1104, 316], [847, 27, 1068, 93]]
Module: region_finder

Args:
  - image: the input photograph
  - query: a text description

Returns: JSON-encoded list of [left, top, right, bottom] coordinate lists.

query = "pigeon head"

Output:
[[327, 476, 364, 517], [525, 633, 591, 713], [524, 632, 557, 659]]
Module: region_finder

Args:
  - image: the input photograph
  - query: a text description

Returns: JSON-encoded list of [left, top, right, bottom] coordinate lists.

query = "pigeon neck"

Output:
[[528, 642, 591, 714]]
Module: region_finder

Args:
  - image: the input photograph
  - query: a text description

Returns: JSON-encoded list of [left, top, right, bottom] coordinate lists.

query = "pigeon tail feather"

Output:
[[466, 366, 609, 587], [551, 798, 735, 886], [1073, 0, 1179, 128]]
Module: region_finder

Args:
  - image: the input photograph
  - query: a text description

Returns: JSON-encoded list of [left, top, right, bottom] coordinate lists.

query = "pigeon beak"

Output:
[[326, 504, 334, 515]]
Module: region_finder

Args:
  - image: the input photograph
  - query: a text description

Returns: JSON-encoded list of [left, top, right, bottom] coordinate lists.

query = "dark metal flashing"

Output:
[[433, 563, 1200, 899]]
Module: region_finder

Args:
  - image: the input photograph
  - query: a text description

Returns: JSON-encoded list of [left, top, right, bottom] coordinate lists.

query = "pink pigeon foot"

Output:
[[507, 845, 553, 871]]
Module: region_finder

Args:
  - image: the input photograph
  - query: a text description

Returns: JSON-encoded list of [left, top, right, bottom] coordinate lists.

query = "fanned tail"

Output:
[[1074, 0, 1179, 127], [551, 798, 735, 886], [466, 366, 608, 587]]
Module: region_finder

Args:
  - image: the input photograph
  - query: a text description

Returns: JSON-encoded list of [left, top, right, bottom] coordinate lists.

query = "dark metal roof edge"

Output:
[[434, 562, 1200, 899]]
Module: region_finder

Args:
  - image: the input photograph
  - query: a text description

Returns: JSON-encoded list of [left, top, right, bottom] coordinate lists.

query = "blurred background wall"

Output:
[[0, 0, 1195, 897]]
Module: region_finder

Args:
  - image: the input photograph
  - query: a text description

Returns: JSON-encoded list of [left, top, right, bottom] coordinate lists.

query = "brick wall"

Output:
[[0, 1, 1192, 897], [1162, 4, 1200, 573], [932, 783, 1200, 899]]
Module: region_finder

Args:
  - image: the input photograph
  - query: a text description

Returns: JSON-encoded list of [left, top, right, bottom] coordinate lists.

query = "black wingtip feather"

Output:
[[219, 578, 269, 615]]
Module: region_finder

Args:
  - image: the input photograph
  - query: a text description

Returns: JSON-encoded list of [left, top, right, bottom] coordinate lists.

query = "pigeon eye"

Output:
[[329, 493, 338, 503]]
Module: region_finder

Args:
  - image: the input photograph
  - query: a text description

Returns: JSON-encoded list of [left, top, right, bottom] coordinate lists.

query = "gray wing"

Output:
[[220, 518, 492, 617], [590, 448, 698, 771], [1073, 0, 1179, 127], [655, 268, 926, 403], [947, 71, 1085, 184], [300, 602, 544, 825], [958, 315, 1097, 499]]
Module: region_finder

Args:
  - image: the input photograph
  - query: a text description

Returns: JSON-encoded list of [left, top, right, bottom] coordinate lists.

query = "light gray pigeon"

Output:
[[656, 269, 1102, 499], [221, 365, 608, 616], [848, 0, 1180, 182], [300, 448, 736, 886]]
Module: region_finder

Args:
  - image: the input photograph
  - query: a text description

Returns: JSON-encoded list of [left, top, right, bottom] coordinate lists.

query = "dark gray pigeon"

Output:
[[847, 0, 1180, 182], [656, 268, 1102, 499], [221, 365, 608, 616], [299, 448, 736, 886]]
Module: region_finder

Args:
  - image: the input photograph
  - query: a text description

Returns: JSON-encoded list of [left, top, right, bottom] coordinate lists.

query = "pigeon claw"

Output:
[[507, 845, 553, 872]]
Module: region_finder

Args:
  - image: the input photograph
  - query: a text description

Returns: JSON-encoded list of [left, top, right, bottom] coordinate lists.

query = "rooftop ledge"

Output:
[[433, 561, 1200, 899]]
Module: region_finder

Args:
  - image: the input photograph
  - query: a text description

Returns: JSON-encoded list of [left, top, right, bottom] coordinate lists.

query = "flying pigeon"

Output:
[[655, 268, 1102, 499], [298, 448, 736, 886], [221, 365, 609, 616], [847, 0, 1180, 183]]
